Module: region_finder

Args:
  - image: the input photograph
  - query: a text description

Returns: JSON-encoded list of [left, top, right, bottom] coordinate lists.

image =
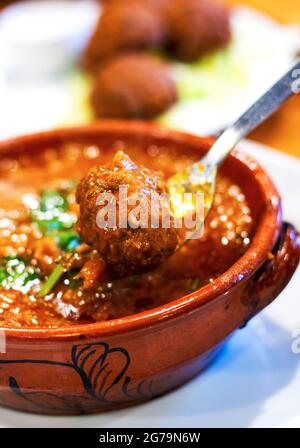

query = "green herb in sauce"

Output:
[[38, 264, 65, 298], [31, 189, 81, 252], [0, 257, 40, 293]]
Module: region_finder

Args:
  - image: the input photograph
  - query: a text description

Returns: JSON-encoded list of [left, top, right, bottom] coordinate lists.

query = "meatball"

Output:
[[165, 0, 231, 61], [91, 53, 177, 119], [82, 0, 167, 70], [76, 151, 180, 276]]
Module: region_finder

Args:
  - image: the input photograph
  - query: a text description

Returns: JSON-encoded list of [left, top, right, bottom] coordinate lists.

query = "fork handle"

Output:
[[202, 59, 300, 167]]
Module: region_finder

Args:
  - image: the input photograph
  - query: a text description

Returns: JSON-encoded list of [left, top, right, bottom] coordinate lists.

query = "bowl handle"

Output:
[[241, 222, 300, 324]]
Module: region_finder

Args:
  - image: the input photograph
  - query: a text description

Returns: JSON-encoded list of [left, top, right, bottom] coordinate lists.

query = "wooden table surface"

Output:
[[227, 0, 300, 158]]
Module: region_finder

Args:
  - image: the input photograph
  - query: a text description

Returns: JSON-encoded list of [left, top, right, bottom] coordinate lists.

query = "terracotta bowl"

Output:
[[0, 121, 299, 415]]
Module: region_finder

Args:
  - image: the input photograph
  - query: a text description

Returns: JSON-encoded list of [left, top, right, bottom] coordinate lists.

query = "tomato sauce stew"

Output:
[[0, 141, 253, 328]]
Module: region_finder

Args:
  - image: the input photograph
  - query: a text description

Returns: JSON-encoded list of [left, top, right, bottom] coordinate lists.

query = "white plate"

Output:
[[0, 6, 299, 140], [161, 7, 300, 136], [0, 140, 299, 428]]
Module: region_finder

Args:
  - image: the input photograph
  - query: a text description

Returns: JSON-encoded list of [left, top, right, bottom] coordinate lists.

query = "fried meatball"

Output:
[[82, 0, 167, 70], [76, 151, 179, 276], [165, 0, 231, 61], [91, 53, 177, 119]]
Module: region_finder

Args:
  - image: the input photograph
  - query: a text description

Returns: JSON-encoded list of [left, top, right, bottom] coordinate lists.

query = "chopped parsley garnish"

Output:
[[38, 265, 83, 297], [19, 186, 84, 296], [38, 264, 65, 298], [55, 230, 81, 252], [39, 189, 68, 213], [0, 257, 40, 293], [31, 189, 81, 252]]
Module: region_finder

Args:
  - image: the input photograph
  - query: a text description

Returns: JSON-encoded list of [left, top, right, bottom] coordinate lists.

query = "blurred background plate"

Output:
[[0, 2, 298, 140]]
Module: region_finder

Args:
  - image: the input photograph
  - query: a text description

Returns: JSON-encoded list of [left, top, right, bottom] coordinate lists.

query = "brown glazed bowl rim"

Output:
[[0, 121, 282, 340]]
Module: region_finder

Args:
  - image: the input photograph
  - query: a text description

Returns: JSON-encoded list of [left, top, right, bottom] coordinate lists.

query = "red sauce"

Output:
[[0, 142, 253, 328]]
